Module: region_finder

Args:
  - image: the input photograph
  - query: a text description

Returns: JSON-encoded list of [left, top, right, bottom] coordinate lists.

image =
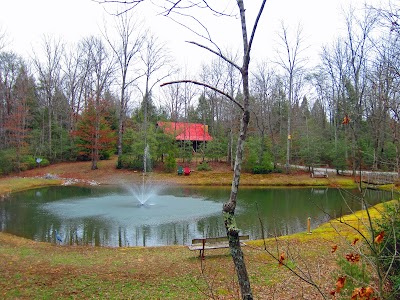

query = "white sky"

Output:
[[0, 0, 376, 73]]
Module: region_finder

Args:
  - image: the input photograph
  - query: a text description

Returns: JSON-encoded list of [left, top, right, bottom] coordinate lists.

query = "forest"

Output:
[[0, 2, 399, 175]]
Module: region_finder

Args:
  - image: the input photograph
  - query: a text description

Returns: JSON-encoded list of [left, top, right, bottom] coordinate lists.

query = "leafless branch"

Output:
[[160, 79, 244, 111], [162, 0, 191, 15], [162, 0, 236, 17], [92, 0, 145, 15], [166, 10, 224, 55], [186, 41, 241, 71], [246, 0, 267, 62]]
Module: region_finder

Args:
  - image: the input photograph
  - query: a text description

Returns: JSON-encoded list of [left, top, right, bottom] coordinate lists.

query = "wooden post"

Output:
[[201, 238, 206, 260], [307, 217, 312, 234]]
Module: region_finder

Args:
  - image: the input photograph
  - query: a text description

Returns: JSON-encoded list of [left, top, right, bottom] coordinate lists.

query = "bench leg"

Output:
[[199, 249, 205, 259], [200, 240, 206, 259]]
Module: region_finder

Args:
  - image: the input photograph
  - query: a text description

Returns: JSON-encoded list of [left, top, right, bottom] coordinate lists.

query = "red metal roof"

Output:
[[157, 121, 213, 142]]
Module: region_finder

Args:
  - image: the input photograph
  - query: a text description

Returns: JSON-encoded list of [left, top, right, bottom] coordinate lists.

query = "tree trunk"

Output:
[[223, 109, 252, 299]]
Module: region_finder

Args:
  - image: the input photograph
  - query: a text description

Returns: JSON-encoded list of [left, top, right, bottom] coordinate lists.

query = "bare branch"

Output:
[[161, 0, 236, 17], [92, 0, 145, 16], [166, 9, 224, 56], [246, 0, 267, 63], [186, 41, 241, 71], [160, 79, 244, 111]]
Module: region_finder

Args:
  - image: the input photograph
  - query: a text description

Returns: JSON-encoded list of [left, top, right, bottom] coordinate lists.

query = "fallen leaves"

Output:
[[329, 276, 347, 299], [278, 252, 285, 266], [351, 286, 377, 300], [345, 253, 360, 263], [336, 276, 346, 292], [374, 231, 384, 244]]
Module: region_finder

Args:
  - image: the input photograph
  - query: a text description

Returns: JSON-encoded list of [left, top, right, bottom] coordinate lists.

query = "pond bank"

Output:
[[0, 156, 361, 196]]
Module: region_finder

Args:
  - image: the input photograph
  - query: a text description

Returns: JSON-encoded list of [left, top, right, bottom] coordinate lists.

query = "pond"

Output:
[[0, 185, 393, 247]]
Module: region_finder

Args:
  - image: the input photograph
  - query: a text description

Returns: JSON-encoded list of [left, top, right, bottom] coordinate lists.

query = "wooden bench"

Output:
[[188, 235, 249, 259], [310, 170, 328, 178], [310, 165, 329, 178]]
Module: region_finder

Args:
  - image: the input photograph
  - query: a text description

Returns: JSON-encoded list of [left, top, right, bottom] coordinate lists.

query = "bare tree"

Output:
[[199, 52, 241, 167], [0, 52, 29, 150], [251, 62, 281, 167], [81, 36, 115, 169], [375, 32, 400, 173], [0, 26, 7, 51], [139, 32, 175, 154], [224, 51, 242, 169], [160, 74, 186, 121], [158, 1, 267, 299], [199, 58, 229, 136], [62, 42, 92, 133], [342, 6, 377, 175], [275, 22, 307, 173], [373, 0, 400, 34], [103, 11, 145, 168], [32, 36, 64, 160]]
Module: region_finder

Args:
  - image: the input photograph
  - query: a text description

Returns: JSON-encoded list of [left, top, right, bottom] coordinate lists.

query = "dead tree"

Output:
[[98, 1, 267, 298], [160, 1, 267, 299]]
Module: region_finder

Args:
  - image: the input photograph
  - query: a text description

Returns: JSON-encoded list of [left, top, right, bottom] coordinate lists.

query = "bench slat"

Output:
[[188, 242, 247, 251], [190, 235, 249, 245], [188, 243, 230, 251], [188, 235, 249, 259]]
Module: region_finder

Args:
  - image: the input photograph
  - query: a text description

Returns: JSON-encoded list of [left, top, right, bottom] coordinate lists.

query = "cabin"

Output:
[[156, 121, 213, 152]]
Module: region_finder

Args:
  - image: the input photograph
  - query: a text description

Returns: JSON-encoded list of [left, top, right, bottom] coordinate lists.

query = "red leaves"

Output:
[[335, 276, 346, 292], [345, 253, 360, 263], [374, 231, 384, 244], [351, 286, 376, 300], [278, 252, 285, 266], [329, 236, 381, 300], [342, 114, 351, 125], [329, 276, 347, 299]]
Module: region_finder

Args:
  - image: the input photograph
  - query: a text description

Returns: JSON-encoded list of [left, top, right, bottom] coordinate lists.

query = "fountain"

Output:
[[127, 176, 160, 206], [130, 144, 156, 206]]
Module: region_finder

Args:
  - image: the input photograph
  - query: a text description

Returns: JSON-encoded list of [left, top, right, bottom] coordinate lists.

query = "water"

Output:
[[0, 186, 394, 247]]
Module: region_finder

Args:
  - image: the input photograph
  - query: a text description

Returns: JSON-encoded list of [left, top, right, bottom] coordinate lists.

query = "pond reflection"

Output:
[[0, 185, 393, 247]]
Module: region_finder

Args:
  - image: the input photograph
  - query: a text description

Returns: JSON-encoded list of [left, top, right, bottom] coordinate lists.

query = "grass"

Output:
[[0, 177, 62, 195], [1, 201, 395, 299]]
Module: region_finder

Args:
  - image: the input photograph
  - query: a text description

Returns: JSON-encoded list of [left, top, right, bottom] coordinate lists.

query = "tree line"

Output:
[[0, 2, 399, 175]]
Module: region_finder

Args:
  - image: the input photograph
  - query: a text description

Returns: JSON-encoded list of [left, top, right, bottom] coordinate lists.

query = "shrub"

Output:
[[374, 201, 400, 299], [21, 155, 37, 170], [164, 152, 177, 173], [39, 158, 50, 167], [119, 154, 143, 171], [252, 164, 273, 174], [0, 149, 15, 175], [100, 149, 113, 160], [197, 162, 212, 171], [335, 257, 370, 298]]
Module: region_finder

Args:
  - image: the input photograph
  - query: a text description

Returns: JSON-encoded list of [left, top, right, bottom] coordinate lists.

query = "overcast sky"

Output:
[[0, 0, 378, 73]]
